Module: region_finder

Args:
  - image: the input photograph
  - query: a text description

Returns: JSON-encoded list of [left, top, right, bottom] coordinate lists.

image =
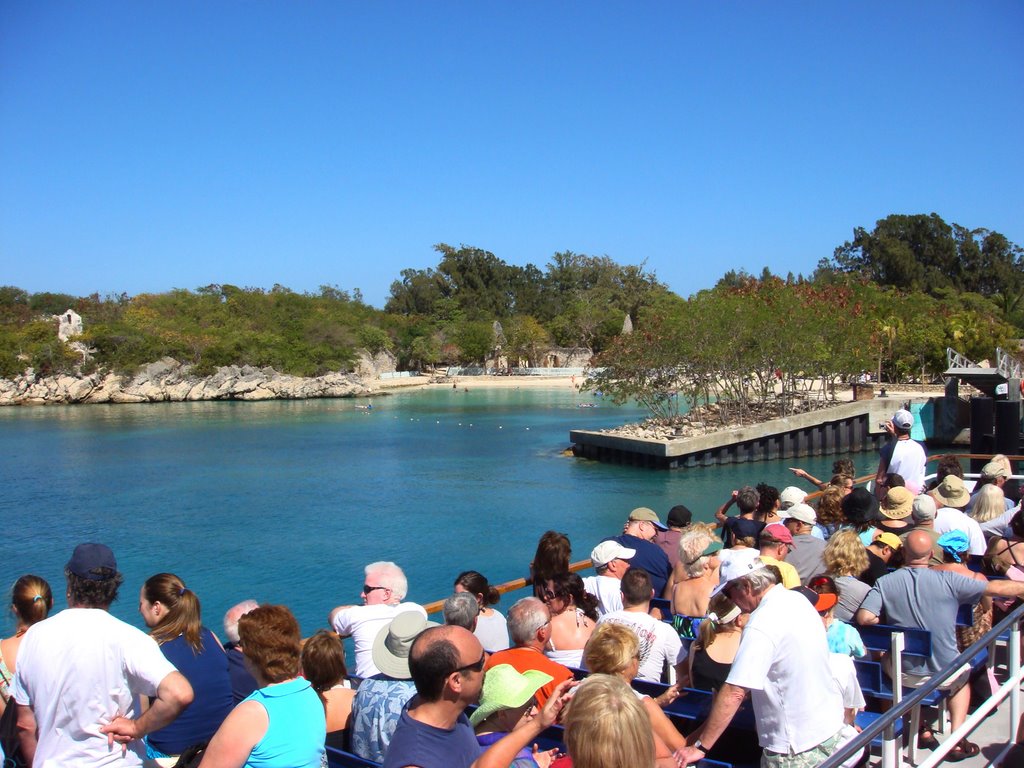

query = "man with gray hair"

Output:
[[330, 561, 427, 678], [223, 599, 259, 703], [484, 597, 572, 706], [677, 555, 852, 768], [900, 494, 943, 565], [443, 592, 478, 632]]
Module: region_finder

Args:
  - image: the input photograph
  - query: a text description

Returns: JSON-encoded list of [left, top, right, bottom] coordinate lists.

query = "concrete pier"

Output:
[[571, 397, 939, 470]]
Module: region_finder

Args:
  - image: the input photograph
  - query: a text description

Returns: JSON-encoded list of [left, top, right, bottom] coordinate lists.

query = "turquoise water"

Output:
[[0, 386, 862, 638]]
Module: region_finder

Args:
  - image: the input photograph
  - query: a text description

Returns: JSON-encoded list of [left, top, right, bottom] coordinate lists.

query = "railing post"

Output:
[[886, 632, 906, 768], [1012, 621, 1021, 746]]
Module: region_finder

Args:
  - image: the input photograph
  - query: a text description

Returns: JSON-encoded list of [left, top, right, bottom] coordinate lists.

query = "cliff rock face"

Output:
[[354, 349, 398, 380], [0, 358, 373, 406]]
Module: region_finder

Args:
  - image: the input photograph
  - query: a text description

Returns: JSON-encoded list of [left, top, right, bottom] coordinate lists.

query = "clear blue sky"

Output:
[[2, 2, 1022, 308]]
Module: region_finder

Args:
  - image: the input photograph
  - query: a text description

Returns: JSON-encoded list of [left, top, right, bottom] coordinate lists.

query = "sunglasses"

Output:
[[363, 584, 390, 594], [454, 652, 486, 675]]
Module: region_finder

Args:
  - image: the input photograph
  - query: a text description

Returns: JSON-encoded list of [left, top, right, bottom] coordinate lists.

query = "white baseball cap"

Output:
[[591, 541, 636, 568], [780, 502, 817, 526], [711, 549, 763, 597], [779, 486, 807, 509]]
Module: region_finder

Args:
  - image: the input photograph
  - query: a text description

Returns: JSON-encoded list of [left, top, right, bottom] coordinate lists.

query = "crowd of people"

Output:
[[2, 409, 1022, 768]]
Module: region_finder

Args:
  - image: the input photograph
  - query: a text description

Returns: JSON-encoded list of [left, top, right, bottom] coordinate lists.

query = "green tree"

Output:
[[503, 316, 551, 368]]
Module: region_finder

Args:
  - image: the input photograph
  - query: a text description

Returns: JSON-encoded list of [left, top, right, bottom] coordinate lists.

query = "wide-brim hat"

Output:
[[880, 486, 914, 519], [372, 610, 438, 680], [470, 664, 553, 727], [981, 461, 1008, 479], [842, 488, 879, 526], [935, 475, 970, 508]]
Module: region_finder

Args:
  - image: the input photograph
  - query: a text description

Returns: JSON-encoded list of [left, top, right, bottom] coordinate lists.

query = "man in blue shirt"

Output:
[[383, 625, 485, 768], [604, 507, 673, 597]]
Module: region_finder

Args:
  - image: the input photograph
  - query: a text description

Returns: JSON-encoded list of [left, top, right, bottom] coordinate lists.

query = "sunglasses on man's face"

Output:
[[454, 652, 486, 675], [363, 584, 390, 594]]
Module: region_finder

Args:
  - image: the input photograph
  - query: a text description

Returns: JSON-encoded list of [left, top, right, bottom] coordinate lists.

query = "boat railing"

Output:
[[820, 598, 1024, 768]]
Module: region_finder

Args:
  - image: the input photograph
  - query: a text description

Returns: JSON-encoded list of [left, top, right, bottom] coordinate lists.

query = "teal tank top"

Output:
[[243, 678, 325, 768]]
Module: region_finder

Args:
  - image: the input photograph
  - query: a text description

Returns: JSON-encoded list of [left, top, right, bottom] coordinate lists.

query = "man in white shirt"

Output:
[[876, 408, 927, 495], [330, 561, 427, 678], [12, 543, 193, 768], [676, 555, 852, 768], [930, 475, 987, 555], [582, 541, 635, 616], [596, 568, 685, 682]]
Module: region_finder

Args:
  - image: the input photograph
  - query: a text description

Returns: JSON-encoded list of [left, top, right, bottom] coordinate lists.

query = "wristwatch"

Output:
[[693, 740, 707, 754]]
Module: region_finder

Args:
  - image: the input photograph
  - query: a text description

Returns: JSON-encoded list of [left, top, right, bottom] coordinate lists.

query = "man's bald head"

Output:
[[905, 530, 934, 564], [408, 625, 483, 702]]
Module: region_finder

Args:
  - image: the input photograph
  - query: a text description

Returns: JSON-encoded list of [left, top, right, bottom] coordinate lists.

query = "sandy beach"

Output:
[[372, 373, 584, 392]]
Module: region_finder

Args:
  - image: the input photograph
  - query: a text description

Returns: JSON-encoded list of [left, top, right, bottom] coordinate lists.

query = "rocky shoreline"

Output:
[[0, 358, 374, 406]]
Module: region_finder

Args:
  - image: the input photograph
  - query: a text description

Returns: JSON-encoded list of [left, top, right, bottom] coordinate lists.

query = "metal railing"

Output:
[[820, 600, 1024, 768], [946, 348, 979, 370], [997, 347, 1023, 380]]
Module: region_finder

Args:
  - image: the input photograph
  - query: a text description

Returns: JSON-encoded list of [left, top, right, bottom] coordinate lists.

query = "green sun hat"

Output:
[[469, 664, 553, 727]]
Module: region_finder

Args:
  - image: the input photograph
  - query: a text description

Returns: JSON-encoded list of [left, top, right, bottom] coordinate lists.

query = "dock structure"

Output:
[[571, 396, 938, 470]]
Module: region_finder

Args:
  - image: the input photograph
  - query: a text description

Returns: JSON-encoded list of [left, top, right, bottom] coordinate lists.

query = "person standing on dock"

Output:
[[603, 507, 673, 597], [330, 562, 427, 678], [876, 408, 927, 495]]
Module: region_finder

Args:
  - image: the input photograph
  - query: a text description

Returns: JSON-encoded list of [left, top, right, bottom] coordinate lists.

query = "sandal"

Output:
[[946, 739, 981, 762], [917, 727, 939, 750]]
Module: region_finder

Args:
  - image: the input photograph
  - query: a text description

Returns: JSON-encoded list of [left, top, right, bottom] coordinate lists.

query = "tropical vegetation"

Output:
[[1, 215, 1021, 425]]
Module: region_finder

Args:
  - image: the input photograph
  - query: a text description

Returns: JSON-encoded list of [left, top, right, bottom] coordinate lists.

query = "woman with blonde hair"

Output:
[[687, 593, 746, 691], [671, 526, 722, 620], [971, 484, 1016, 541], [583, 623, 684, 759], [139, 573, 232, 762], [559, 674, 655, 768], [822, 530, 871, 624], [0, 575, 52, 718]]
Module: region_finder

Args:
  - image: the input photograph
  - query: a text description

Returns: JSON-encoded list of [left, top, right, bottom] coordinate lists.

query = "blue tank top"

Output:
[[148, 627, 234, 754], [243, 678, 325, 768]]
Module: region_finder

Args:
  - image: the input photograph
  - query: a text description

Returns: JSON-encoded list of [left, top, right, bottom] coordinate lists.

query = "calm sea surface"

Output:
[[0, 386, 861, 639]]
